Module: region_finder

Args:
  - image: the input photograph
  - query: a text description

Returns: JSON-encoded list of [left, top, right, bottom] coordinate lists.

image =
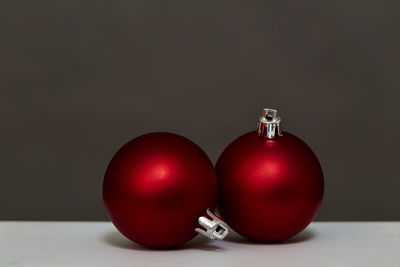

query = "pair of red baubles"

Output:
[[103, 108, 324, 248]]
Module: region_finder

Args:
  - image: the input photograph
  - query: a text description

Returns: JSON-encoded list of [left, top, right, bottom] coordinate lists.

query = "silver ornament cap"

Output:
[[195, 209, 229, 240], [257, 108, 282, 139]]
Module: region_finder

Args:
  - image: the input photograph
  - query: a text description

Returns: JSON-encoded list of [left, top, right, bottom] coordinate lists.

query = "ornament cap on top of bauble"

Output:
[[257, 108, 282, 139]]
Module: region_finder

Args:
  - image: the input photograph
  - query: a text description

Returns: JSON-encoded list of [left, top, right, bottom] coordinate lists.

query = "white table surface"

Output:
[[0, 222, 399, 267]]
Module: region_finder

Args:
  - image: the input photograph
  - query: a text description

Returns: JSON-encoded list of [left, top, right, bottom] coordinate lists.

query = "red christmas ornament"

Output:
[[216, 108, 324, 242], [103, 132, 228, 248]]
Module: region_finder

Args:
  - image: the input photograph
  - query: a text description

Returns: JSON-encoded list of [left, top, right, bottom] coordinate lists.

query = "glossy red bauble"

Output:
[[103, 132, 218, 248], [216, 131, 324, 242]]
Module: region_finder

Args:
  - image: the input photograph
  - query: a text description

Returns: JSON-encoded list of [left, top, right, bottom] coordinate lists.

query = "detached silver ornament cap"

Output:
[[195, 209, 229, 240], [257, 108, 282, 139]]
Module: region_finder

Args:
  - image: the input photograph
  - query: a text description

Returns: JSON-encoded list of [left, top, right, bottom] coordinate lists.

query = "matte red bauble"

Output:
[[216, 108, 324, 242], [103, 132, 228, 248]]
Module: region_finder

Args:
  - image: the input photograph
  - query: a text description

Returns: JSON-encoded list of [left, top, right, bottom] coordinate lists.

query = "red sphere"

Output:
[[216, 131, 324, 242], [103, 132, 218, 248]]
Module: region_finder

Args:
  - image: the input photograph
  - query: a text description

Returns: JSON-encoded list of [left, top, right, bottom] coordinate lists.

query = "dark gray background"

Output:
[[1, 0, 399, 221]]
